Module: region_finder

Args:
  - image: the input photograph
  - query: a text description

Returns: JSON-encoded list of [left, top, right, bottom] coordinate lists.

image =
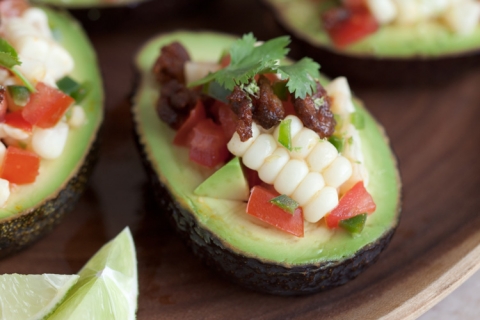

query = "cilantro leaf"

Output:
[[0, 38, 21, 69], [0, 37, 35, 92], [189, 33, 320, 100], [277, 58, 320, 99]]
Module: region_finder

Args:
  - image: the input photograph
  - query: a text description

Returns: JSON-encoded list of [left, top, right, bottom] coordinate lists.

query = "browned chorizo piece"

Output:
[[152, 42, 190, 85], [253, 76, 285, 129], [294, 83, 336, 138], [156, 80, 198, 129], [228, 86, 253, 142]]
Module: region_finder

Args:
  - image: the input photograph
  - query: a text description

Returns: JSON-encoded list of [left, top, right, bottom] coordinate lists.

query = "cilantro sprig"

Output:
[[0, 38, 35, 92], [189, 33, 321, 99]]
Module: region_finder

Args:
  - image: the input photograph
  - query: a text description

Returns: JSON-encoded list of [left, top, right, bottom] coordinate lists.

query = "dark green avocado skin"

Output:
[[0, 139, 99, 259], [134, 128, 397, 295]]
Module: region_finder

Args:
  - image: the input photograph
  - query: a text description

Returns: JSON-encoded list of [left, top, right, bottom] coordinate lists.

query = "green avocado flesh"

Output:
[[133, 31, 400, 265], [0, 8, 103, 220], [194, 157, 249, 202], [265, 0, 480, 58], [34, 0, 147, 8]]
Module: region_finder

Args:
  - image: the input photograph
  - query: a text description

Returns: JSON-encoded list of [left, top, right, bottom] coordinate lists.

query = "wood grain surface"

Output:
[[1, 1, 480, 319]]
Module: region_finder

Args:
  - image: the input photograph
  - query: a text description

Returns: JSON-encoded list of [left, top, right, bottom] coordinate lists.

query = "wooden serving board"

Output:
[[2, 0, 480, 319]]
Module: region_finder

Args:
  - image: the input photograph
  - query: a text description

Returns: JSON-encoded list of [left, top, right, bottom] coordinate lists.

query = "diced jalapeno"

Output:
[[339, 213, 367, 235], [270, 194, 299, 215], [278, 118, 292, 151], [328, 135, 344, 153], [57, 76, 90, 103], [7, 85, 30, 107]]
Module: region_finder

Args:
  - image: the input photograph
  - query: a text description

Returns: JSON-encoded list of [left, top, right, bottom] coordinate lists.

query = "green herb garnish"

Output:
[[272, 80, 288, 101], [189, 33, 321, 99], [0, 38, 35, 92], [278, 118, 292, 151], [339, 213, 367, 235], [270, 194, 299, 214]]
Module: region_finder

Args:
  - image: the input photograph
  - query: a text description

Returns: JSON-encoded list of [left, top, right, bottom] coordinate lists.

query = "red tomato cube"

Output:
[[22, 82, 74, 128], [246, 186, 304, 237], [325, 181, 376, 228], [1, 146, 40, 184], [173, 100, 206, 147], [4, 110, 33, 132], [322, 7, 378, 48], [189, 118, 229, 168]]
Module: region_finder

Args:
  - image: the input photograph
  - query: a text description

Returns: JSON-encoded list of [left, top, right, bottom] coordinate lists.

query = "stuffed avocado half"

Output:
[[133, 31, 401, 294], [263, 0, 480, 58], [0, 5, 103, 257]]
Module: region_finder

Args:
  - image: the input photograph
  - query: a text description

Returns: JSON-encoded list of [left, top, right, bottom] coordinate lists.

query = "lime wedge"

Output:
[[0, 274, 79, 320], [47, 227, 138, 320]]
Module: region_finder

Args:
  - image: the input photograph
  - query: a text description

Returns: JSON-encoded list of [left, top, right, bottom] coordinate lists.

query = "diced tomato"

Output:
[[22, 82, 74, 128], [322, 7, 378, 48], [0, 0, 29, 17], [189, 118, 229, 168], [0, 146, 40, 184], [282, 96, 296, 116], [325, 181, 376, 228], [4, 110, 32, 132], [264, 73, 280, 83], [173, 100, 206, 147], [246, 186, 304, 237], [215, 101, 237, 140]]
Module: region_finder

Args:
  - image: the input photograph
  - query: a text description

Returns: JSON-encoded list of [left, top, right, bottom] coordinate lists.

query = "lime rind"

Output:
[[47, 227, 138, 320], [0, 274, 79, 320]]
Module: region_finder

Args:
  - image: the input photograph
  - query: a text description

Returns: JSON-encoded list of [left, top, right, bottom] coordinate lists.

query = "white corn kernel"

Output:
[[303, 187, 339, 223], [393, 0, 421, 25], [290, 127, 319, 159], [15, 58, 47, 84], [323, 156, 353, 188], [306, 140, 338, 172], [68, 106, 86, 128], [291, 172, 325, 206], [258, 148, 290, 184], [444, 1, 480, 35], [32, 121, 69, 159], [22, 8, 52, 38], [273, 115, 303, 146], [274, 159, 309, 196], [242, 134, 277, 170], [3, 124, 30, 140], [16, 36, 50, 62], [330, 93, 355, 115], [227, 122, 260, 157], [366, 0, 398, 24], [185, 61, 220, 85], [0, 179, 10, 207], [44, 44, 75, 80], [325, 77, 351, 99]]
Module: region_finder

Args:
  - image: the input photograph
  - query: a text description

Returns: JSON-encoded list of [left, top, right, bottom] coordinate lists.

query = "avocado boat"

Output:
[[132, 31, 401, 295], [262, 0, 480, 85], [0, 6, 103, 258]]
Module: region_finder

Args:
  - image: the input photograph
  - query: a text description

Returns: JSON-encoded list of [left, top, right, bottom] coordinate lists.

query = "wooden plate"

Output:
[[1, 1, 480, 319]]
